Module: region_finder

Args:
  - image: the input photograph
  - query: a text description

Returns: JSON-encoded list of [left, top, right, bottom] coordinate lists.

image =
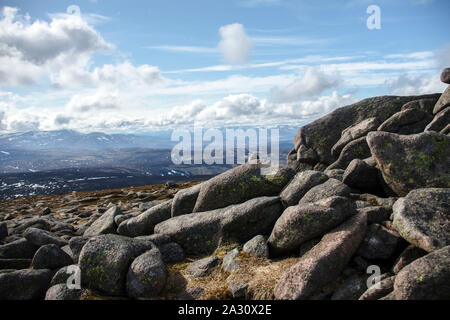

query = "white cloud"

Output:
[[386, 73, 446, 95], [67, 91, 121, 113], [270, 67, 340, 102], [218, 23, 253, 65], [145, 45, 217, 53]]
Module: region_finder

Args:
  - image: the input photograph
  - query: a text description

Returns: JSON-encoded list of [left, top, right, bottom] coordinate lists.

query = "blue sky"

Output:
[[0, 0, 449, 133]]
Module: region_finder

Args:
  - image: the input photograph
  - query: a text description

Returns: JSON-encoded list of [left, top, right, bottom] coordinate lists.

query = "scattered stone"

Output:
[[0, 238, 39, 259], [83, 205, 121, 237], [227, 282, 248, 299], [392, 246, 450, 300], [327, 137, 371, 170], [31, 244, 73, 270], [0, 269, 53, 300], [434, 85, 450, 114], [274, 213, 367, 300], [185, 256, 219, 278], [392, 188, 450, 252], [41, 207, 51, 216], [359, 275, 395, 300], [126, 248, 166, 299], [171, 184, 202, 217], [279, 170, 328, 207], [117, 200, 172, 237], [159, 242, 185, 264], [331, 275, 366, 300], [24, 227, 67, 247], [392, 245, 427, 274], [79, 234, 154, 296], [358, 224, 402, 260], [367, 131, 450, 196], [299, 179, 351, 204], [222, 248, 241, 273], [425, 106, 450, 132], [155, 197, 282, 256], [269, 196, 354, 255], [45, 284, 81, 300], [243, 235, 269, 258], [193, 163, 294, 213], [343, 159, 380, 192]]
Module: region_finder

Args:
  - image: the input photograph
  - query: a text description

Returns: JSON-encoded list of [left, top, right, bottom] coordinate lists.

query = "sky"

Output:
[[0, 0, 449, 134]]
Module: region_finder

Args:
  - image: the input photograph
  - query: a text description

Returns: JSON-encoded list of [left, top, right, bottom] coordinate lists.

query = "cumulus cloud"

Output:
[[270, 67, 340, 103], [0, 6, 112, 87], [386, 73, 446, 95], [67, 91, 121, 113], [218, 23, 253, 65]]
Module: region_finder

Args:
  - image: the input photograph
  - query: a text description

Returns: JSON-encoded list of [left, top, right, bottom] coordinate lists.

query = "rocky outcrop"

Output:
[[279, 170, 328, 207], [83, 206, 121, 237]]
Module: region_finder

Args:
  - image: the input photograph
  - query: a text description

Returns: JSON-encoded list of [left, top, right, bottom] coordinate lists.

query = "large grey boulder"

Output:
[[31, 244, 73, 270], [68, 236, 90, 263], [126, 248, 166, 299], [294, 95, 439, 166], [401, 98, 436, 114], [171, 184, 201, 217], [274, 213, 367, 300], [117, 200, 172, 237], [83, 206, 121, 237], [377, 108, 432, 135], [392, 188, 450, 252], [326, 137, 371, 170], [185, 256, 219, 278], [441, 68, 450, 84], [367, 131, 450, 196], [0, 269, 53, 300], [425, 106, 450, 132], [434, 85, 450, 114], [359, 275, 395, 300], [391, 246, 450, 300], [268, 197, 355, 255], [392, 245, 427, 274], [279, 170, 328, 207], [0, 238, 39, 259], [342, 159, 380, 192], [193, 162, 294, 213], [79, 234, 154, 296], [155, 197, 282, 256], [24, 227, 67, 247], [243, 235, 269, 258], [299, 178, 351, 204], [45, 284, 81, 300], [331, 117, 380, 158]]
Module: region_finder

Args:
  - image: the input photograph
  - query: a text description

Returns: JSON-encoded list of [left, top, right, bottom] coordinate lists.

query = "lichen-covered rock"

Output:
[[279, 170, 328, 207], [274, 213, 367, 300], [392, 245, 427, 274], [392, 188, 450, 252], [269, 197, 354, 255], [68, 236, 90, 263], [332, 117, 380, 158], [154, 197, 282, 255], [117, 200, 172, 237], [50, 265, 78, 286], [45, 284, 81, 300], [185, 256, 219, 278], [126, 248, 166, 299], [377, 108, 432, 135], [171, 184, 201, 217], [441, 68, 450, 84], [193, 162, 294, 213], [434, 85, 450, 114], [158, 242, 185, 264], [24, 227, 67, 247], [357, 224, 402, 260], [359, 275, 395, 300], [299, 179, 351, 204], [326, 137, 371, 170], [391, 246, 450, 300], [0, 269, 53, 300], [425, 106, 450, 132], [342, 159, 380, 192], [0, 238, 39, 259], [222, 248, 241, 273], [83, 206, 121, 237], [31, 244, 73, 270], [79, 234, 154, 296], [243, 235, 269, 258], [401, 98, 437, 114], [367, 131, 450, 196], [294, 95, 439, 166]]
